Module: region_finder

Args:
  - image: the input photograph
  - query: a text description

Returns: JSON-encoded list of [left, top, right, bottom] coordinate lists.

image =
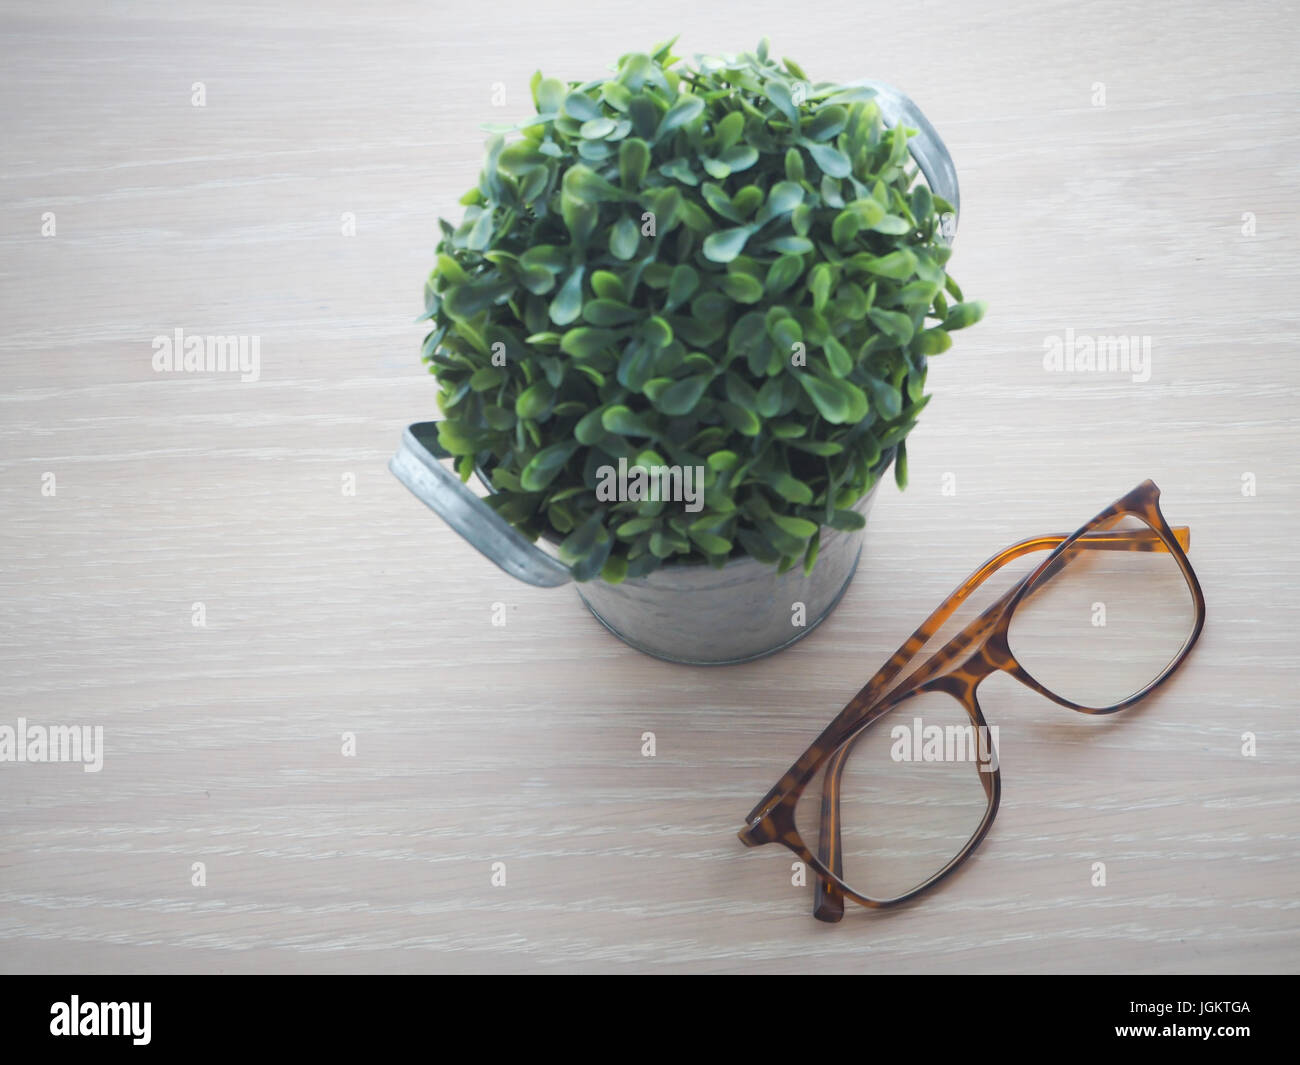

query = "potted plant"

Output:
[[391, 38, 985, 664]]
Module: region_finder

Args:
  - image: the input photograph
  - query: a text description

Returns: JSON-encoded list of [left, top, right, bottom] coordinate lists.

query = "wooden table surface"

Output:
[[1, 0, 1297, 974]]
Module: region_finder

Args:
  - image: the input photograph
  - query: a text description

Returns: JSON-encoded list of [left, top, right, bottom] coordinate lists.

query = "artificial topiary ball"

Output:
[[419, 37, 985, 581]]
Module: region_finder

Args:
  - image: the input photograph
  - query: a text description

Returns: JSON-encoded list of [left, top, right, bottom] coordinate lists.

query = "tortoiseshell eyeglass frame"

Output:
[[738, 479, 1206, 921]]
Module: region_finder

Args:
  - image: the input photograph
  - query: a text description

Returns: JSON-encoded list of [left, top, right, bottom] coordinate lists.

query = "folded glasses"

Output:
[[738, 479, 1206, 921]]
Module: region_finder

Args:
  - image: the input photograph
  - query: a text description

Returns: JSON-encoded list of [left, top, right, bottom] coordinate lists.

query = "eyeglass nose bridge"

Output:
[[921, 644, 1004, 704]]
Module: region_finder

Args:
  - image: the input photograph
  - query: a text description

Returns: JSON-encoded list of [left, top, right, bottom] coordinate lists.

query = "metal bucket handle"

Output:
[[390, 81, 960, 587]]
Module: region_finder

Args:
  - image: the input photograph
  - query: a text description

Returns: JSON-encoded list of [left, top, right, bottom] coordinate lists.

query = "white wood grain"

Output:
[[0, 0, 1297, 973]]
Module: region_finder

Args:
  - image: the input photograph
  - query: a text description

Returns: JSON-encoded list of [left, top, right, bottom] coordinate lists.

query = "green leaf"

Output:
[[434, 421, 475, 456], [549, 266, 585, 325], [714, 110, 745, 150], [765, 254, 805, 295], [435, 253, 468, 285], [562, 164, 625, 203], [720, 145, 759, 172], [725, 372, 760, 411], [864, 375, 902, 419], [867, 307, 915, 346], [561, 512, 612, 581], [442, 280, 512, 320], [616, 516, 659, 537], [643, 315, 673, 348], [802, 530, 821, 576], [560, 326, 617, 359], [770, 317, 802, 350], [849, 197, 886, 227], [797, 373, 851, 423], [767, 472, 814, 504], [789, 439, 843, 457], [536, 78, 566, 114], [803, 105, 847, 142], [519, 245, 567, 272], [465, 210, 493, 250], [619, 53, 655, 91], [601, 80, 632, 112], [809, 264, 833, 311], [580, 116, 617, 139], [520, 440, 579, 491], [900, 279, 943, 306], [764, 181, 804, 216], [719, 272, 764, 303], [732, 184, 763, 217], [736, 528, 781, 564], [914, 327, 953, 355], [690, 530, 732, 555], [583, 298, 638, 326], [702, 226, 753, 263], [574, 407, 608, 444], [601, 404, 657, 437], [520, 263, 557, 294], [658, 157, 697, 185], [515, 380, 555, 420], [784, 146, 805, 182], [869, 213, 913, 235], [770, 513, 819, 538], [609, 214, 640, 260], [657, 93, 704, 138], [666, 264, 699, 310], [719, 401, 761, 436], [753, 378, 781, 420], [601, 554, 629, 583], [857, 249, 917, 280], [765, 81, 799, 124], [589, 270, 626, 300], [832, 209, 860, 245], [806, 141, 851, 178], [647, 374, 710, 416], [827, 508, 867, 531], [700, 182, 744, 222], [563, 91, 601, 122], [766, 235, 814, 254], [942, 300, 987, 331], [824, 336, 853, 376], [469, 366, 504, 391], [619, 137, 650, 188], [618, 339, 657, 390], [911, 184, 934, 221]]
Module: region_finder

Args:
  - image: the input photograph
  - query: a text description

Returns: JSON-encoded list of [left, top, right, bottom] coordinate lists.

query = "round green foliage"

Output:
[[420, 37, 985, 583]]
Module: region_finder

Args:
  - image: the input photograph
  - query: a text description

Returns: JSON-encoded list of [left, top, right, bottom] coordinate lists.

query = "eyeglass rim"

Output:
[[990, 478, 1207, 715]]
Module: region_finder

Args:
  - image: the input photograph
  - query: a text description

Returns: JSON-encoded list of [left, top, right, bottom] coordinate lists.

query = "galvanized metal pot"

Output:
[[391, 81, 959, 665]]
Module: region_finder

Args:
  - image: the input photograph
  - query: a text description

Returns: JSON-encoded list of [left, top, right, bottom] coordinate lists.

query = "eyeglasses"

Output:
[[738, 479, 1205, 922]]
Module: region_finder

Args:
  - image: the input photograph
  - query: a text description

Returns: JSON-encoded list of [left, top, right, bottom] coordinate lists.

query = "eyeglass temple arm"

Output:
[[810, 524, 1190, 921]]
